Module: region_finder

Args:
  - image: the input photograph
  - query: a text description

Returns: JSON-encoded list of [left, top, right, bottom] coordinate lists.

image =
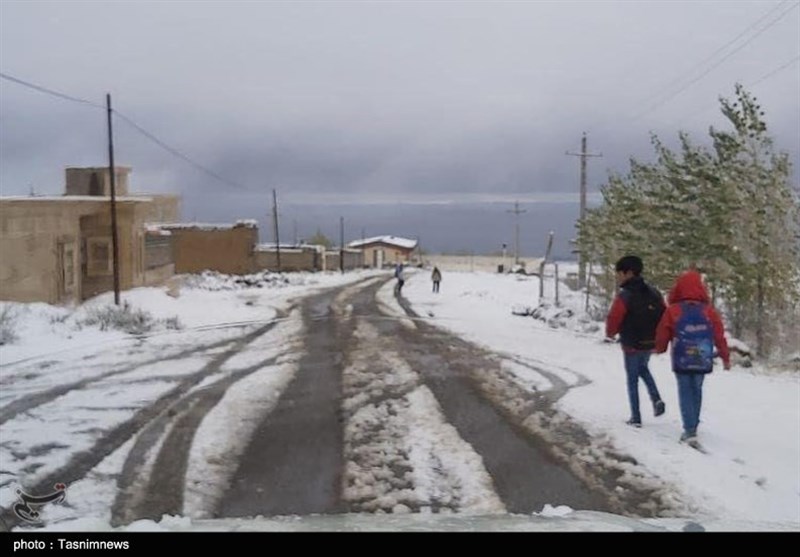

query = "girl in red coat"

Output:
[[655, 270, 731, 445]]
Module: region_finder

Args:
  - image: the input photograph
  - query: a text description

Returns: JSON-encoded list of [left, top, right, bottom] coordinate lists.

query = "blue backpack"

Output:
[[672, 302, 715, 373]]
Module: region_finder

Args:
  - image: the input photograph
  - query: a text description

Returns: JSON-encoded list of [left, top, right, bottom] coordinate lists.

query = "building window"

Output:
[[87, 237, 112, 276]]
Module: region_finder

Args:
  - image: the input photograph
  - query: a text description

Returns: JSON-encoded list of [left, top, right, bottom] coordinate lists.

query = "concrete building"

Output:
[[0, 167, 179, 304], [347, 235, 418, 268]]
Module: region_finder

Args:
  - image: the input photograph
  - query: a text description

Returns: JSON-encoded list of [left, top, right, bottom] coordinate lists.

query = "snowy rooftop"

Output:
[[0, 195, 155, 203], [153, 219, 258, 231], [348, 235, 418, 249]]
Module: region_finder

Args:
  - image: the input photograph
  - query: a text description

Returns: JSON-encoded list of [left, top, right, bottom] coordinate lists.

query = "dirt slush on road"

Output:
[[215, 277, 673, 520], [1, 277, 676, 530]]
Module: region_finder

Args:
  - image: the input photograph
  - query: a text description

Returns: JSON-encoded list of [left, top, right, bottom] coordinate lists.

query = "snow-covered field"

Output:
[[0, 266, 797, 531]]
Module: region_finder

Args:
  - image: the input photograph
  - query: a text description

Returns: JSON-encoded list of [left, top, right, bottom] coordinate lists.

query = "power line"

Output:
[[677, 53, 800, 124], [112, 110, 250, 191], [750, 54, 800, 86], [1, 71, 251, 192], [0, 71, 104, 108], [631, 1, 790, 117], [631, 1, 800, 121]]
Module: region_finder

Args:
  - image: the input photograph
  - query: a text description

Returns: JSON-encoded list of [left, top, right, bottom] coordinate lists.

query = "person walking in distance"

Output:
[[606, 255, 667, 427], [394, 263, 405, 295], [431, 266, 442, 293], [655, 269, 730, 446]]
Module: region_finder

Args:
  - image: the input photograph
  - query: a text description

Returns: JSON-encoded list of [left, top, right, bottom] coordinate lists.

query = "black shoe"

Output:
[[654, 400, 666, 417], [626, 419, 642, 428]]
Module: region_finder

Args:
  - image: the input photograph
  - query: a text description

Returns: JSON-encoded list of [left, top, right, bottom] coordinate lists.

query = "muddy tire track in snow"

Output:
[[397, 297, 683, 518], [0, 319, 282, 531], [0, 334, 243, 427], [111, 352, 285, 525], [342, 285, 607, 515], [217, 287, 352, 518], [214, 278, 627, 518], [339, 282, 504, 514]]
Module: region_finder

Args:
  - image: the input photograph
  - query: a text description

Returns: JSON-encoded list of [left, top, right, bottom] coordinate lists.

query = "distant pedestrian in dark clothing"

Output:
[[431, 266, 442, 293], [655, 269, 730, 445], [394, 263, 405, 295], [606, 255, 667, 428]]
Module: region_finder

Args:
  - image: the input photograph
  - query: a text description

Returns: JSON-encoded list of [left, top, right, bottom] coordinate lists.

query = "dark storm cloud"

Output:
[[1, 0, 797, 206]]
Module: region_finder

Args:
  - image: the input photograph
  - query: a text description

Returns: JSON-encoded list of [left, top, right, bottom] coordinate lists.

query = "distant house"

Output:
[[347, 235, 418, 268], [0, 167, 179, 304]]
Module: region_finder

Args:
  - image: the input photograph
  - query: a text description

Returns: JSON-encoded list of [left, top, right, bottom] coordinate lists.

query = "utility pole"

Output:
[[339, 216, 344, 273], [566, 132, 602, 289], [506, 200, 526, 265], [361, 227, 366, 268], [544, 230, 554, 262], [272, 189, 281, 271], [106, 93, 120, 306], [293, 218, 298, 245]]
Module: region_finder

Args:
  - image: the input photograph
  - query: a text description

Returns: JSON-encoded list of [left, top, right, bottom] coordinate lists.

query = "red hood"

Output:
[[668, 270, 710, 303]]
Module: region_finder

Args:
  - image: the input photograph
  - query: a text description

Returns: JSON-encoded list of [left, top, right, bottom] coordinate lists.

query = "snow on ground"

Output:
[[0, 270, 376, 525], [0, 270, 375, 366], [341, 316, 503, 514], [400, 268, 800, 527], [184, 309, 306, 517], [1, 265, 798, 531]]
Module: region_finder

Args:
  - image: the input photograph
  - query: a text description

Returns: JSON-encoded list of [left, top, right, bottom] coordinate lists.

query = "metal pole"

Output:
[[106, 93, 120, 306], [515, 207, 520, 265], [585, 261, 592, 313], [539, 260, 546, 299], [339, 216, 344, 273], [555, 263, 560, 306]]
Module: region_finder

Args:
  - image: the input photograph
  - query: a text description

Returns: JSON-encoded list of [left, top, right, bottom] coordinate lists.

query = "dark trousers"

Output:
[[623, 350, 661, 423]]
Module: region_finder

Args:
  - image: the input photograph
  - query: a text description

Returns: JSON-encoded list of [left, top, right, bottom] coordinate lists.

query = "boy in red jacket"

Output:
[[655, 270, 731, 445], [606, 256, 667, 427]]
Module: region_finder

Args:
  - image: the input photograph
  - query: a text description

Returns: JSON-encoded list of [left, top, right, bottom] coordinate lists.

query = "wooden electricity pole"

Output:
[[566, 132, 602, 289], [272, 189, 281, 271], [506, 200, 526, 265], [339, 216, 344, 273], [106, 93, 120, 305]]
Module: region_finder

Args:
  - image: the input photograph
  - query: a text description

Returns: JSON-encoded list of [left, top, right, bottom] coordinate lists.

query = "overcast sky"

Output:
[[1, 0, 798, 206]]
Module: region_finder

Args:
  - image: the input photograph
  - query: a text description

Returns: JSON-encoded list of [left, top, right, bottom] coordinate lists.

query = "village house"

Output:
[[0, 166, 179, 304], [347, 235, 418, 268]]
